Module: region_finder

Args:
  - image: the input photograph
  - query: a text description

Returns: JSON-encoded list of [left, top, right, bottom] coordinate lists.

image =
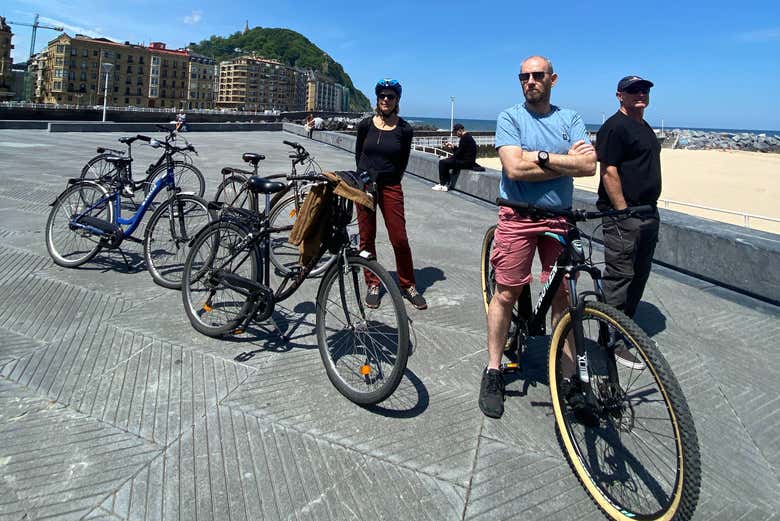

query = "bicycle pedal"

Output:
[[501, 362, 521, 373], [233, 328, 245, 335], [202, 304, 213, 312]]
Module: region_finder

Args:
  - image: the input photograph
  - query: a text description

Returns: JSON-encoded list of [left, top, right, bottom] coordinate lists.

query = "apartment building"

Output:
[[0, 17, 14, 99], [35, 34, 203, 109], [305, 71, 348, 112], [217, 55, 305, 112], [187, 51, 217, 109]]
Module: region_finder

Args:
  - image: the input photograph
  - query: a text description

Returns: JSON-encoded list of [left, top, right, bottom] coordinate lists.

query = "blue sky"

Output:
[[4, 0, 779, 130]]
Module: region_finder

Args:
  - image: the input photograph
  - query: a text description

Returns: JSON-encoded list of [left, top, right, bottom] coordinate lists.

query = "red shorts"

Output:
[[490, 207, 568, 288]]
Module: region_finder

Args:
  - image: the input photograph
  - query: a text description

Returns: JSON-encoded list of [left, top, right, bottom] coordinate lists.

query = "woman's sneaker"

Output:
[[401, 286, 427, 310], [431, 184, 444, 191], [365, 285, 381, 309]]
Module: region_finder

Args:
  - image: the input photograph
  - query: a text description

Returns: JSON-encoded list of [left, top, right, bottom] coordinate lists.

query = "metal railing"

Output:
[[412, 135, 496, 148], [0, 100, 282, 116], [658, 199, 779, 229]]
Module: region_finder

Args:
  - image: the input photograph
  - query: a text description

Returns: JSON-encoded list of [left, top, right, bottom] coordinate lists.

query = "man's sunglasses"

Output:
[[623, 86, 651, 95], [518, 71, 548, 82], [378, 93, 397, 100]]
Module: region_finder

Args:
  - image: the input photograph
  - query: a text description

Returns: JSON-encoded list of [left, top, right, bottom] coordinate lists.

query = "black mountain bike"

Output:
[[81, 125, 205, 198], [182, 172, 409, 405], [480, 198, 700, 521]]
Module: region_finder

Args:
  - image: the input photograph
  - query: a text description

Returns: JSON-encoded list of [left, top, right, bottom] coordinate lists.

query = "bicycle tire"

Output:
[[548, 300, 700, 521], [144, 194, 212, 289], [46, 182, 114, 267], [146, 161, 205, 198], [315, 256, 410, 405], [480, 225, 498, 314], [181, 221, 259, 337], [214, 174, 258, 212], [80, 153, 122, 184]]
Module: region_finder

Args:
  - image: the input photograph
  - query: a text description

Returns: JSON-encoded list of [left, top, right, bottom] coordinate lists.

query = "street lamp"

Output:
[[101, 62, 113, 122], [449, 96, 455, 138]]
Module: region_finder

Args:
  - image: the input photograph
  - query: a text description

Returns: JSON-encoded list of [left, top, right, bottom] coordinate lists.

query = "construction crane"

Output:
[[8, 14, 64, 60]]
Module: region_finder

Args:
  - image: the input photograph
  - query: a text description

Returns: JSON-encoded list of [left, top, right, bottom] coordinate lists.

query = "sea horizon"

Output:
[[407, 116, 780, 135]]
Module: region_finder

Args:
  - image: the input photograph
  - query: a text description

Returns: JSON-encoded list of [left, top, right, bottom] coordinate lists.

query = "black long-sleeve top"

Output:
[[453, 133, 477, 165], [355, 116, 414, 185]]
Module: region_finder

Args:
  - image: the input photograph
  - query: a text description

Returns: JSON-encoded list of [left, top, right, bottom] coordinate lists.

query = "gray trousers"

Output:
[[601, 212, 660, 318]]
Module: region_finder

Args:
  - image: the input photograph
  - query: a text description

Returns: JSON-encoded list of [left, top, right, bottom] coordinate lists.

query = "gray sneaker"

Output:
[[365, 285, 381, 309], [614, 342, 646, 370], [402, 286, 428, 310]]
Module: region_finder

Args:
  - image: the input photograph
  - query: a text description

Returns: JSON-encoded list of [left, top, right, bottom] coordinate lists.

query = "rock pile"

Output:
[[671, 129, 780, 152]]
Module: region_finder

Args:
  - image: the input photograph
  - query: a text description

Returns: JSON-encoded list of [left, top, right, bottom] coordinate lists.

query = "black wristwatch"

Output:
[[538, 151, 550, 168]]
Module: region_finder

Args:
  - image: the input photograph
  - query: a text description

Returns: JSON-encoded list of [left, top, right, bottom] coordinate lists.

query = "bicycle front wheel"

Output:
[[144, 194, 212, 289], [181, 221, 259, 337], [316, 256, 410, 405], [45, 182, 114, 267], [548, 301, 700, 521], [146, 161, 205, 198], [480, 225, 498, 314]]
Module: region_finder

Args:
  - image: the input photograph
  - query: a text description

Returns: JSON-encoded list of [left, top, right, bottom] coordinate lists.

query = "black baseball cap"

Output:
[[617, 75, 654, 92], [452, 123, 465, 132]]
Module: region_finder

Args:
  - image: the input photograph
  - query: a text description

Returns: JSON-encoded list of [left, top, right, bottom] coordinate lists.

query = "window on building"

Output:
[[79, 83, 86, 92], [125, 87, 130, 95], [71, 48, 77, 56], [90, 84, 96, 91], [69, 71, 75, 80], [93, 50, 98, 56], [125, 97, 129, 104], [53, 81, 62, 90], [91, 72, 97, 80], [127, 65, 132, 73], [127, 55, 133, 63], [114, 86, 118, 93], [56, 44, 65, 53], [68, 82, 74, 90], [82, 49, 88, 57], [139, 56, 145, 64], [137, 88, 142, 96]]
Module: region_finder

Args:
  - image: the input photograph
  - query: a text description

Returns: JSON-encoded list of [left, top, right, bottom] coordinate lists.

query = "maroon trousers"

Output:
[[356, 182, 416, 289]]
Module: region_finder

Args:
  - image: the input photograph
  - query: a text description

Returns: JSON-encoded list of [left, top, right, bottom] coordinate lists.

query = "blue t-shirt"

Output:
[[495, 103, 589, 209]]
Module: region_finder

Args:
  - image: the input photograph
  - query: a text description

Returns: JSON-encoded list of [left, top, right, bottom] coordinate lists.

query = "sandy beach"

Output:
[[479, 149, 780, 234]]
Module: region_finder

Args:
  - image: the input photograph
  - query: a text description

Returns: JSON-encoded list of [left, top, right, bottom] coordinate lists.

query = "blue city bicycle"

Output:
[[45, 135, 212, 289]]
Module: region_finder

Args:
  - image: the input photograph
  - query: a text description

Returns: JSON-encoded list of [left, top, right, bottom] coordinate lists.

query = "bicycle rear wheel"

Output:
[[144, 194, 212, 289], [45, 182, 114, 267], [146, 161, 205, 198], [181, 221, 259, 337], [214, 174, 257, 212], [548, 301, 700, 521], [315, 256, 410, 405], [81, 153, 121, 184]]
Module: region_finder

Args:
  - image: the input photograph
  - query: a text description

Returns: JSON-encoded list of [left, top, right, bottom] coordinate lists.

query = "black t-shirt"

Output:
[[454, 133, 477, 165], [355, 117, 413, 185], [596, 111, 662, 210]]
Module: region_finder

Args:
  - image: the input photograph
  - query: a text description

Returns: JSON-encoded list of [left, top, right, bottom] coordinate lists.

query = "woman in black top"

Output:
[[355, 79, 427, 310]]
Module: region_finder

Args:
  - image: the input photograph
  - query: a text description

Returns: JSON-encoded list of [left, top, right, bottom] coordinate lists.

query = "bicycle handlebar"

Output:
[[496, 198, 655, 221], [135, 134, 195, 154]]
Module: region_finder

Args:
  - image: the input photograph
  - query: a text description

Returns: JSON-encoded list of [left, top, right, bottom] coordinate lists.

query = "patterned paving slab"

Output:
[[0, 380, 161, 521], [86, 406, 466, 521]]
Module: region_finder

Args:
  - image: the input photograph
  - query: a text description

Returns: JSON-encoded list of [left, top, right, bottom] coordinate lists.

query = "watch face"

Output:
[[539, 151, 549, 162]]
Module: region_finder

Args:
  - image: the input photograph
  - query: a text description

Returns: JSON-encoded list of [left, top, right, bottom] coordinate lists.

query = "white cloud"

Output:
[[183, 10, 203, 25], [738, 27, 780, 42]]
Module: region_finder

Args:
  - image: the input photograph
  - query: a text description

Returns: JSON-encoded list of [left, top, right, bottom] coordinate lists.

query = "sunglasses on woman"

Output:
[[378, 93, 397, 101]]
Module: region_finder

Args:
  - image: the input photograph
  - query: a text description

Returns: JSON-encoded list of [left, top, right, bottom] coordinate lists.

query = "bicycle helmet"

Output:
[[375, 78, 402, 99]]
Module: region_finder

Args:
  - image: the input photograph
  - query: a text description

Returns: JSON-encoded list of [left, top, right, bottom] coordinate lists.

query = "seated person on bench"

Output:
[[433, 123, 482, 192]]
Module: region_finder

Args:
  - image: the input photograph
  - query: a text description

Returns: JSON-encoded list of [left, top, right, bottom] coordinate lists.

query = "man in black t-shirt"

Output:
[[596, 75, 661, 369], [434, 123, 478, 192]]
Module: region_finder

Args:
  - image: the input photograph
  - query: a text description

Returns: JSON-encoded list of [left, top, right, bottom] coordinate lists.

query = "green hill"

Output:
[[189, 27, 371, 112]]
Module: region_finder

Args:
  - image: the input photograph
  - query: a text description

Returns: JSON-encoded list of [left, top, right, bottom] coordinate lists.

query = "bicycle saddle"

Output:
[[247, 176, 286, 194], [242, 153, 266, 165]]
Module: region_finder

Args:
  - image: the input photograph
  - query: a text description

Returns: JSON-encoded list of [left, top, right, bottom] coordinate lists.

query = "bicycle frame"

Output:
[[514, 224, 613, 387], [72, 161, 178, 238]]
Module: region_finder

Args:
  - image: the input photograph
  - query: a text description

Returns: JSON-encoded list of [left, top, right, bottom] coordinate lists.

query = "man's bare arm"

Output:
[[600, 163, 627, 210], [499, 146, 563, 182], [499, 140, 596, 181]]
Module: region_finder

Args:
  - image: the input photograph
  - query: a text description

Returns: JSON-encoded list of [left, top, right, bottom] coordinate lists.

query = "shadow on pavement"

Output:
[[365, 368, 429, 418], [634, 301, 667, 337]]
